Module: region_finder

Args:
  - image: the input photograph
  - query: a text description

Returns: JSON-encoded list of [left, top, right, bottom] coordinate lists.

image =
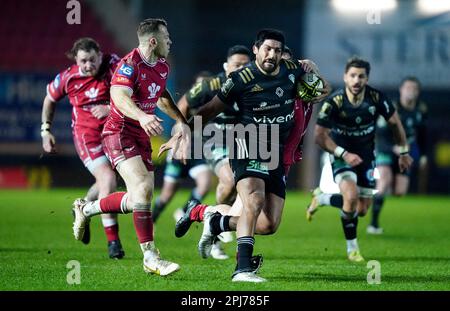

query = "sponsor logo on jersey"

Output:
[[116, 76, 130, 83], [369, 106, 376, 115], [53, 74, 61, 88], [118, 63, 134, 77], [250, 84, 264, 92], [85, 88, 99, 100], [160, 72, 168, 79], [366, 168, 375, 182], [355, 116, 362, 124], [253, 102, 280, 111], [253, 110, 295, 124], [148, 83, 161, 99], [141, 73, 146, 80], [221, 78, 234, 97], [275, 87, 284, 98], [246, 160, 269, 174], [335, 125, 375, 137], [288, 74, 295, 84]]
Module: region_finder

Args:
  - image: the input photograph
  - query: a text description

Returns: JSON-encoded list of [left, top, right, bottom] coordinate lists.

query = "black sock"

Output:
[[182, 189, 204, 212], [371, 194, 385, 227], [236, 236, 255, 272], [151, 198, 166, 223], [210, 214, 231, 235], [330, 194, 343, 209], [340, 211, 358, 240]]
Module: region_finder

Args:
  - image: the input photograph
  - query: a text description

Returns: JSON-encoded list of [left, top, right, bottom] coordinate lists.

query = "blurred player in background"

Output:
[[71, 18, 188, 276], [368, 76, 428, 234], [152, 72, 213, 226], [307, 57, 413, 262], [41, 37, 125, 259]]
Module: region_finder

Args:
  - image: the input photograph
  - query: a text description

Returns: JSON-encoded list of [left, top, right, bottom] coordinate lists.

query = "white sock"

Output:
[[101, 217, 117, 227], [141, 241, 156, 256], [317, 193, 332, 206], [82, 201, 102, 217], [346, 238, 359, 253]]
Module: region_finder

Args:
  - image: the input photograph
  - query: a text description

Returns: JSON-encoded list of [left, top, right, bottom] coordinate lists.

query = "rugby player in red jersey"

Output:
[[41, 37, 125, 259], [71, 18, 188, 276]]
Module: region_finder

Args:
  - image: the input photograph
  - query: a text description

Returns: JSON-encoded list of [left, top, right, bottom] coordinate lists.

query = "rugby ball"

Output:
[[297, 73, 324, 101]]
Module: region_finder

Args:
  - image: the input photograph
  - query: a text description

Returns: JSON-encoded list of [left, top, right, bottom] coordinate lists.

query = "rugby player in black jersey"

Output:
[[306, 57, 413, 262], [367, 77, 427, 234], [163, 29, 330, 282]]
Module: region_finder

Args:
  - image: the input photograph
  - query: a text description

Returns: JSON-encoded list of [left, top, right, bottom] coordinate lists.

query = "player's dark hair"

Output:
[[345, 56, 371, 76], [254, 28, 285, 50], [227, 45, 251, 59], [137, 18, 168, 37], [400, 76, 421, 89], [66, 37, 100, 60]]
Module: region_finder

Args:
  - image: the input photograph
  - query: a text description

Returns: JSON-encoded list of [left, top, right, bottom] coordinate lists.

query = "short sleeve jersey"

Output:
[[186, 72, 239, 125], [376, 100, 427, 153], [316, 85, 395, 156], [216, 60, 305, 148], [105, 48, 169, 137], [46, 54, 120, 130]]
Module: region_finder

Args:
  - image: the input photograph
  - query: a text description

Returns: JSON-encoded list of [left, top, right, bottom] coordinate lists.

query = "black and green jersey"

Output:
[[376, 101, 427, 154], [317, 85, 395, 157], [186, 72, 239, 125], [217, 59, 305, 148]]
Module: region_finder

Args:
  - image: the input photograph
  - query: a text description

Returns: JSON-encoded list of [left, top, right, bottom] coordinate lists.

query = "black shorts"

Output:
[[330, 153, 376, 197], [230, 158, 287, 199], [376, 151, 410, 176]]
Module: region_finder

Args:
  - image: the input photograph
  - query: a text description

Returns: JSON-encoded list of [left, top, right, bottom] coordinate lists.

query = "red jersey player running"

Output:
[[71, 18, 188, 276], [41, 38, 125, 259]]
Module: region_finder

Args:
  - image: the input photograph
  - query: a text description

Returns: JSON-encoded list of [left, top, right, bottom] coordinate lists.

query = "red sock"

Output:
[[104, 224, 120, 242], [133, 210, 154, 243], [99, 192, 127, 213], [189, 204, 208, 222]]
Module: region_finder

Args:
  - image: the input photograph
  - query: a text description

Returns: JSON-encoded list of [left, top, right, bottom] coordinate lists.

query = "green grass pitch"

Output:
[[0, 189, 449, 290]]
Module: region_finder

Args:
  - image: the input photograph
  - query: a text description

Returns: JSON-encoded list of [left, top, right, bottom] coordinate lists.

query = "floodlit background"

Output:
[[0, 0, 449, 194]]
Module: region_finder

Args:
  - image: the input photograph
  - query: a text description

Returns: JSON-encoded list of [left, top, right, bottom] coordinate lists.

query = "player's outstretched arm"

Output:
[[158, 89, 188, 125], [175, 94, 190, 119], [41, 95, 57, 153], [387, 112, 413, 172]]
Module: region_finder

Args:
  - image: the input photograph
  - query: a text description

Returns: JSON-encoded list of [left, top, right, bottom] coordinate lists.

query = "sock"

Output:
[[182, 188, 204, 212], [152, 197, 166, 223], [83, 192, 128, 216], [317, 193, 343, 209], [236, 236, 255, 272], [346, 238, 359, 253], [133, 204, 153, 243], [189, 204, 208, 222], [330, 194, 343, 208], [210, 214, 231, 235], [340, 210, 358, 241], [317, 193, 332, 205], [371, 194, 385, 228], [103, 224, 120, 242]]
